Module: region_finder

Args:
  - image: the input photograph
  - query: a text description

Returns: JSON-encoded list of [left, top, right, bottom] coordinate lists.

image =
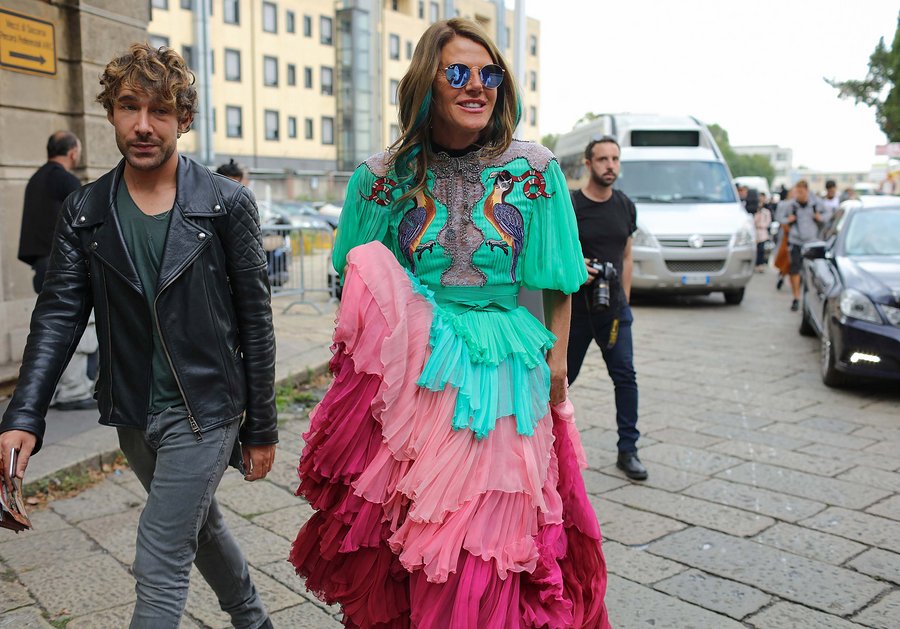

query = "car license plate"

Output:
[[681, 275, 710, 286]]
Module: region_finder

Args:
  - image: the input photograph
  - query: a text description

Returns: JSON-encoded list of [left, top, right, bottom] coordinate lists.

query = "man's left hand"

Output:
[[241, 443, 276, 481]]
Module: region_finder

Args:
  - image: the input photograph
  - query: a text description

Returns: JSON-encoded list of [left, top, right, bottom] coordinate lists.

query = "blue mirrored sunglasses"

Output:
[[443, 63, 505, 89]]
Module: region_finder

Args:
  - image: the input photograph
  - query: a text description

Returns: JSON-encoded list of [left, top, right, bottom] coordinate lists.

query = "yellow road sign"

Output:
[[0, 8, 56, 77]]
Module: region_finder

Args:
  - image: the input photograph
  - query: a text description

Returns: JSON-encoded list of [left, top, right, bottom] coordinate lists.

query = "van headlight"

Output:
[[840, 289, 882, 324], [731, 224, 755, 247], [632, 227, 659, 249]]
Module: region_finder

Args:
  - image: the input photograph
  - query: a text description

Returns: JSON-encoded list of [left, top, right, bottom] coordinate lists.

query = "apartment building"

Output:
[[148, 0, 541, 187]]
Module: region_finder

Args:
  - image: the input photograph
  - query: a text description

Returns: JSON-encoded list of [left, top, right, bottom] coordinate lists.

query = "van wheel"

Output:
[[821, 322, 850, 388], [723, 288, 744, 305]]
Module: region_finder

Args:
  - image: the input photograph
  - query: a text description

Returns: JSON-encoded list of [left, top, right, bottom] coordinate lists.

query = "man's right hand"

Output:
[[0, 430, 38, 483], [583, 258, 598, 285], [787, 215, 797, 224]]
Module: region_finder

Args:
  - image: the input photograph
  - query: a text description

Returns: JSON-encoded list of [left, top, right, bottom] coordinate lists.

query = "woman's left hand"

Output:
[[548, 353, 568, 406]]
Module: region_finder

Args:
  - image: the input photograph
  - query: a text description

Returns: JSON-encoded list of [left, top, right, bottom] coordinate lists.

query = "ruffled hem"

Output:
[[291, 241, 608, 628]]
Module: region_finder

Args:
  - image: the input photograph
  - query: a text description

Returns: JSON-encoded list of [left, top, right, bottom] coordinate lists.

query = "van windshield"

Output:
[[617, 161, 737, 204]]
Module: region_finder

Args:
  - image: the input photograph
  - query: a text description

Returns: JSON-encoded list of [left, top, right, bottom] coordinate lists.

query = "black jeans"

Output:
[[567, 302, 640, 453]]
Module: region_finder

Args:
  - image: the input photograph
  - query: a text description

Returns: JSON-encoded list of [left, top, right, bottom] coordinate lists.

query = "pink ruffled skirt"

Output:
[[290, 242, 610, 628]]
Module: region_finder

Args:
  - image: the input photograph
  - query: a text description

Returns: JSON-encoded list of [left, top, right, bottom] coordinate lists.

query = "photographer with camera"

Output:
[[567, 136, 646, 481]]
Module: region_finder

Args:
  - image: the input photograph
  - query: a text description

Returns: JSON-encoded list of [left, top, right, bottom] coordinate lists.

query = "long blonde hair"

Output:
[[389, 18, 521, 203]]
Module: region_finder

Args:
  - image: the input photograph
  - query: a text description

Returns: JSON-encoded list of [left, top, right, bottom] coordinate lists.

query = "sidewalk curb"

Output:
[[22, 360, 332, 494]]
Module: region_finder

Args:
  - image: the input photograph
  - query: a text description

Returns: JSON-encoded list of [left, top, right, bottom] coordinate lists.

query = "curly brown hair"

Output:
[[97, 43, 197, 131]]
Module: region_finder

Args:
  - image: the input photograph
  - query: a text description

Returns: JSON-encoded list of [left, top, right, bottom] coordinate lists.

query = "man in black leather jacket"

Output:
[[0, 45, 276, 629]]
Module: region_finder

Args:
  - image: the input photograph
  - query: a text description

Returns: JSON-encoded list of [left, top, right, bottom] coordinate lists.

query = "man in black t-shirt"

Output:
[[567, 136, 646, 480]]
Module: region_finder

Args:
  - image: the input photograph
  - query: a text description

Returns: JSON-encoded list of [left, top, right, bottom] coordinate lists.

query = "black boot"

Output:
[[616, 452, 648, 481]]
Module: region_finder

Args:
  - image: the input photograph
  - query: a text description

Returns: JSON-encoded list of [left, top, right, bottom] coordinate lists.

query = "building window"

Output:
[[288, 116, 297, 138], [418, 1, 424, 19], [304, 66, 313, 89], [530, 106, 537, 127], [286, 10, 295, 33], [223, 0, 239, 24], [406, 41, 413, 60], [390, 0, 398, 9], [505, 28, 510, 48], [226, 106, 242, 138], [287, 63, 296, 86], [303, 14, 312, 37], [320, 16, 333, 45], [429, 1, 439, 23], [224, 48, 241, 81], [181, 45, 194, 70], [389, 34, 400, 60], [265, 110, 279, 140], [211, 106, 216, 132], [180, 0, 192, 10], [321, 66, 334, 95], [209, 49, 215, 74], [389, 124, 400, 144], [263, 2, 277, 33], [263, 56, 278, 86], [304, 117, 314, 140], [529, 34, 537, 55], [149, 35, 170, 49], [390, 79, 399, 105], [152, 0, 168, 9], [322, 117, 334, 145], [529, 71, 537, 91]]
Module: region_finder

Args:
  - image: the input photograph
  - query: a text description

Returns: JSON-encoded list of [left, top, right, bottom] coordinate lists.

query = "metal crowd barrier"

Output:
[[260, 223, 338, 314]]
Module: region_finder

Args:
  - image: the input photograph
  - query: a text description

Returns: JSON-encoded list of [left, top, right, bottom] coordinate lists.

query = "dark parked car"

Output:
[[799, 202, 900, 386]]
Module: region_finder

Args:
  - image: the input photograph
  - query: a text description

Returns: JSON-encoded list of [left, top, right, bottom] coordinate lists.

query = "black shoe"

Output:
[[616, 452, 648, 481], [52, 398, 96, 411], [791, 299, 800, 312], [776, 277, 784, 290]]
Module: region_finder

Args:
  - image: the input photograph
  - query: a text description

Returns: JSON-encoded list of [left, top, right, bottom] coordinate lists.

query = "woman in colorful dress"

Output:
[[290, 17, 610, 628]]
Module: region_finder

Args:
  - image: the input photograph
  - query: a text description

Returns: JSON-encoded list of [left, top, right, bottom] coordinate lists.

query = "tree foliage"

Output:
[[827, 13, 900, 142], [541, 133, 558, 152], [707, 124, 775, 184]]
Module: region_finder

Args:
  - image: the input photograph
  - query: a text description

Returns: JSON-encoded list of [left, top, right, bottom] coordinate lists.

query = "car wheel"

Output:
[[723, 288, 744, 305], [799, 288, 815, 337], [820, 320, 849, 387]]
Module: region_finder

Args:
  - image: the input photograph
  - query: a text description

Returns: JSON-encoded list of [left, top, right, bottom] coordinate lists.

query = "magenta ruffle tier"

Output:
[[290, 242, 610, 628]]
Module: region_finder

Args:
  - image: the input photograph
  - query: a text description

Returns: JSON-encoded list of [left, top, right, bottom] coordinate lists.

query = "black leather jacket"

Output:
[[1, 156, 277, 454]]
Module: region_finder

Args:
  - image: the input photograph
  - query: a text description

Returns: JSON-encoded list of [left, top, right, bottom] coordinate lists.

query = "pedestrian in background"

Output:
[[0, 44, 277, 629], [821, 179, 840, 215], [217, 158, 249, 185], [566, 136, 646, 481], [777, 179, 832, 311], [754, 192, 773, 272], [289, 17, 609, 628]]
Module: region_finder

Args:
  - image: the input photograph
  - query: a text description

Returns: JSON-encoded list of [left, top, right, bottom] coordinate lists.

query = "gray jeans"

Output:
[[117, 408, 268, 629]]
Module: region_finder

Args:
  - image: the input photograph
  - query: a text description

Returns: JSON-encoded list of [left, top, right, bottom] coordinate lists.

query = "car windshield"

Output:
[[617, 161, 737, 204], [844, 209, 900, 255]]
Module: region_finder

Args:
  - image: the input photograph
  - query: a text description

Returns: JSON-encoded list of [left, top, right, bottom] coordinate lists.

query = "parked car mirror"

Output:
[[802, 241, 827, 260]]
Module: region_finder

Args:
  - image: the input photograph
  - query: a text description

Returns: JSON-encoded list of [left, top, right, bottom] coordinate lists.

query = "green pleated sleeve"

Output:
[[332, 162, 392, 278], [520, 159, 588, 293]]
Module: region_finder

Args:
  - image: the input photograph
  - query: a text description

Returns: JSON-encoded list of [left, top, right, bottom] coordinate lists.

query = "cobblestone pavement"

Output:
[[1, 269, 898, 627]]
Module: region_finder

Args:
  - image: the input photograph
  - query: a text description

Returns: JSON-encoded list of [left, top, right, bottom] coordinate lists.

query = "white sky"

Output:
[[522, 0, 897, 173]]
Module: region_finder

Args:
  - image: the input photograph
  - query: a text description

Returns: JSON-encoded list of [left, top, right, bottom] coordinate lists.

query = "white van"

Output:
[[556, 114, 755, 304]]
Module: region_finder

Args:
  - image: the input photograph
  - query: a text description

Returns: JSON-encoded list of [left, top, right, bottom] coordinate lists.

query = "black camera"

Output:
[[589, 260, 618, 312]]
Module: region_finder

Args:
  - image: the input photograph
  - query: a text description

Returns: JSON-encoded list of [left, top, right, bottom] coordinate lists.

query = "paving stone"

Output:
[[49, 479, 144, 523], [589, 494, 686, 545], [798, 443, 900, 472], [78, 508, 141, 565], [684, 478, 826, 523], [0, 607, 54, 628], [698, 424, 812, 450], [579, 428, 622, 453], [269, 603, 343, 628], [753, 522, 867, 565], [847, 548, 900, 585], [642, 427, 725, 449], [0, 527, 97, 573], [257, 559, 343, 615], [604, 574, 745, 628], [636, 443, 743, 475], [802, 507, 900, 553], [854, 424, 900, 444], [251, 503, 314, 541], [603, 485, 774, 536], [852, 590, 900, 629], [837, 466, 900, 493], [745, 601, 868, 628], [229, 523, 293, 565], [648, 527, 886, 615], [215, 478, 299, 516], [799, 416, 865, 434], [653, 569, 771, 619], [65, 605, 202, 628], [765, 423, 876, 450], [717, 462, 890, 510], [218, 504, 253, 530], [23, 508, 70, 533], [581, 468, 630, 494], [711, 440, 852, 477], [18, 553, 133, 618], [598, 461, 707, 492], [866, 495, 900, 521], [601, 540, 688, 584], [862, 439, 900, 459], [0, 578, 34, 613], [688, 410, 777, 430]]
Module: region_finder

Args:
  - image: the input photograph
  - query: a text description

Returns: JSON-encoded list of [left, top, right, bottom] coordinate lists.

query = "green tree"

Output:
[[827, 13, 900, 141], [541, 133, 558, 152], [707, 123, 775, 184]]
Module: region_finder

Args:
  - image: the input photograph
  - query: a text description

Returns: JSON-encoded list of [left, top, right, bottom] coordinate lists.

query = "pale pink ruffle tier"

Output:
[[290, 242, 610, 628]]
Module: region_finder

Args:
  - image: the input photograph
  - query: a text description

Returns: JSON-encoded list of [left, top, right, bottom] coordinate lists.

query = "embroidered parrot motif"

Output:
[[485, 170, 525, 282], [397, 190, 438, 273]]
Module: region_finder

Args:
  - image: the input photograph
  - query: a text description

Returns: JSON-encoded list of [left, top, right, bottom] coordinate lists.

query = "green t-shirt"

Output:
[[116, 181, 185, 412]]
